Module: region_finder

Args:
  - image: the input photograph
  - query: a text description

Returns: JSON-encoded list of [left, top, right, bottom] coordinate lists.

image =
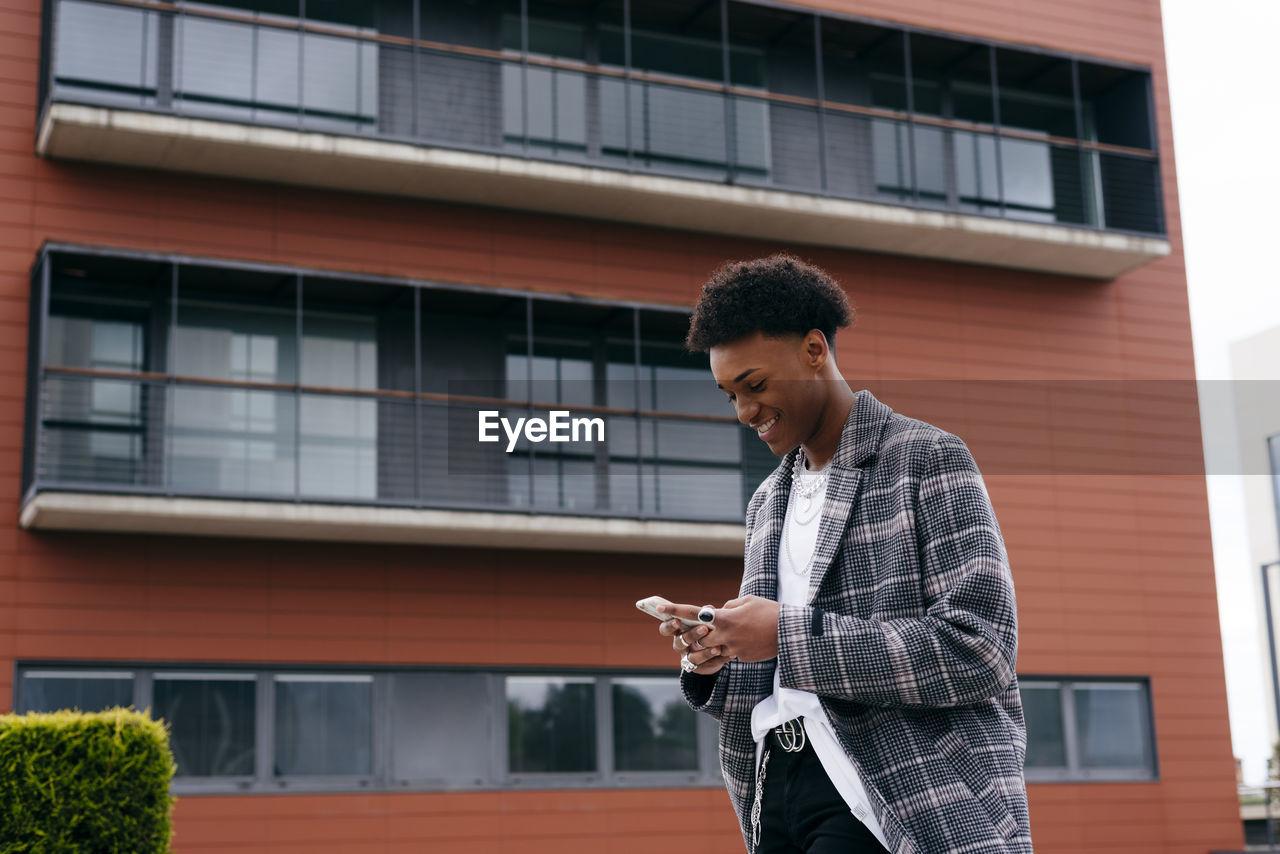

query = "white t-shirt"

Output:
[[748, 462, 890, 849]]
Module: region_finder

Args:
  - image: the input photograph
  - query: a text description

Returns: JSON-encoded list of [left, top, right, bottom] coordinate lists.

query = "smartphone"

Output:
[[636, 595, 702, 629]]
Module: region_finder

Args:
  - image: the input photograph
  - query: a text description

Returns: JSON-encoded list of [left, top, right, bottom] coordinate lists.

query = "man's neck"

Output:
[[800, 383, 857, 470]]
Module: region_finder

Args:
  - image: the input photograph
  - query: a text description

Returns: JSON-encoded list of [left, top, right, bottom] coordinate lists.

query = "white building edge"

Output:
[[1229, 325, 1280, 779]]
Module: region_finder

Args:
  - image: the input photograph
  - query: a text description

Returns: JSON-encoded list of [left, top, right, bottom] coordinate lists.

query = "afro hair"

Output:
[[685, 254, 854, 353]]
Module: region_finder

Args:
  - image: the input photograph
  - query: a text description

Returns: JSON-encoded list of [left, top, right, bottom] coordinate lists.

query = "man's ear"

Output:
[[803, 329, 829, 370]]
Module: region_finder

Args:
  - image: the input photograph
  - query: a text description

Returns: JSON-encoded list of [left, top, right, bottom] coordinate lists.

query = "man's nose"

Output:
[[735, 396, 760, 426]]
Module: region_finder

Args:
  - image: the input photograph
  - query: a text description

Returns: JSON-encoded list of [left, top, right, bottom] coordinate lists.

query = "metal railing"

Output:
[[40, 0, 1165, 237], [31, 368, 762, 523]]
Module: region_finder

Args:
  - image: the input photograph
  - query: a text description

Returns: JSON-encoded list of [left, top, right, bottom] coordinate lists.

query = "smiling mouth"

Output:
[[755, 414, 779, 438]]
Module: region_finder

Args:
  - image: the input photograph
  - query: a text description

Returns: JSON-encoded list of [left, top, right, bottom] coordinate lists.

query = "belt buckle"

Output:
[[773, 718, 806, 753]]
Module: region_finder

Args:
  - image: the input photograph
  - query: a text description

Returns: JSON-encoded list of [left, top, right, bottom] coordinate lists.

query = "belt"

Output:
[[768, 717, 808, 753]]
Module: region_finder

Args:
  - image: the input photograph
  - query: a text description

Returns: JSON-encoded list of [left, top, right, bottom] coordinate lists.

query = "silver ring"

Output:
[[698, 605, 716, 625], [676, 632, 690, 648], [680, 653, 696, 673]]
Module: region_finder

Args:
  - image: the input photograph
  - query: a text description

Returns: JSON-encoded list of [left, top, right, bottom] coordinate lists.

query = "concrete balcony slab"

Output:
[[38, 103, 1171, 279], [19, 491, 747, 557]]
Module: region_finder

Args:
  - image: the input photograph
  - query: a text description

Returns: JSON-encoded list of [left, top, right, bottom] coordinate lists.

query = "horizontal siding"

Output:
[[168, 789, 744, 853], [803, 0, 1167, 67], [0, 0, 1240, 851]]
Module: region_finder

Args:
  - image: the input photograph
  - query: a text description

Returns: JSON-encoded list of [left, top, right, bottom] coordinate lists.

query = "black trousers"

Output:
[[755, 728, 889, 854]]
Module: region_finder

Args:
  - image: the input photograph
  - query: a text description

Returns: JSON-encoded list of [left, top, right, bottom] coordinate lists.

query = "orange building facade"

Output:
[[0, 0, 1243, 852]]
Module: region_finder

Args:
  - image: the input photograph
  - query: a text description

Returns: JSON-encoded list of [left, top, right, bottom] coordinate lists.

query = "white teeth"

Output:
[[756, 415, 778, 434]]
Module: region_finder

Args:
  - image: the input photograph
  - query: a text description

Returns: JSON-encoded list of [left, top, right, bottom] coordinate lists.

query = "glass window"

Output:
[[274, 674, 373, 776], [175, 1, 376, 131], [20, 671, 134, 713], [42, 254, 165, 490], [994, 49, 1087, 226], [612, 677, 697, 772], [725, 2, 816, 189], [1021, 678, 1155, 780], [818, 20, 902, 200], [390, 672, 492, 785], [503, 301, 634, 515], [153, 673, 256, 777], [506, 676, 597, 774], [500, 12, 590, 158], [1073, 682, 1153, 771], [17, 665, 724, 792], [170, 268, 297, 497], [597, 2, 764, 180], [44, 314, 147, 485], [31, 249, 776, 522], [1021, 681, 1066, 768], [419, 288, 524, 508], [296, 282, 383, 501], [53, 1, 159, 106]]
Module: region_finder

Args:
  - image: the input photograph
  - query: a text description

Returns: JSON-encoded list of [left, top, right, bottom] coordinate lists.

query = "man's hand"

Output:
[[659, 596, 780, 664], [657, 606, 731, 675]]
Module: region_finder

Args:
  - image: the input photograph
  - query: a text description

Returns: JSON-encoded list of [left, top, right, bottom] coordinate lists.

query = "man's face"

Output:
[[709, 330, 825, 456]]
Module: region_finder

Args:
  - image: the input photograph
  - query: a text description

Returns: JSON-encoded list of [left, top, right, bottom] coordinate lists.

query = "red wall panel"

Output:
[[0, 0, 1241, 850]]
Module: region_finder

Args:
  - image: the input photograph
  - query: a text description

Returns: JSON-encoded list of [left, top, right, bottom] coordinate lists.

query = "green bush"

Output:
[[0, 707, 175, 853]]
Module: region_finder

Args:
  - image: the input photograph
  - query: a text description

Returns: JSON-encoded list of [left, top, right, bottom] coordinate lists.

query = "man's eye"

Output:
[[726, 394, 736, 405], [748, 381, 766, 392]]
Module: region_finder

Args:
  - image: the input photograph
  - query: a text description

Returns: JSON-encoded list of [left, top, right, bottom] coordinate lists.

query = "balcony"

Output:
[[19, 246, 776, 554], [35, 0, 1170, 279]]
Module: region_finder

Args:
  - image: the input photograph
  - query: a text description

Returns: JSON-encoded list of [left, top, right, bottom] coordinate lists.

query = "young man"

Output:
[[656, 255, 1031, 854]]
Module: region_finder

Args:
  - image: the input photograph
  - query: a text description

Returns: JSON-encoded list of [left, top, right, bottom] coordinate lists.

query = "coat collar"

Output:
[[741, 389, 894, 604], [775, 387, 894, 480]]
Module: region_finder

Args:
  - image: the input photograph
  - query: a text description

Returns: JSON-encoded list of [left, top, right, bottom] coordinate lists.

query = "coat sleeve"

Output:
[[775, 433, 1018, 708], [680, 474, 772, 718]]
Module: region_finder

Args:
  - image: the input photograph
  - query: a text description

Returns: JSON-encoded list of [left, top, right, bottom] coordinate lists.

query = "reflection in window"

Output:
[[998, 138, 1056, 221], [507, 676, 596, 774], [500, 18, 589, 157], [53, 1, 159, 107], [1021, 678, 1155, 780], [612, 678, 697, 772], [178, 2, 377, 131], [299, 314, 378, 499], [44, 310, 146, 485], [20, 671, 134, 713], [499, 14, 768, 179], [1021, 682, 1066, 768], [153, 673, 256, 777], [13, 665, 729, 791], [1073, 682, 1153, 769], [171, 297, 296, 495], [169, 297, 380, 499], [954, 131, 1000, 214], [274, 674, 373, 776], [503, 313, 742, 519], [46, 0, 1162, 234], [390, 672, 492, 785], [35, 251, 763, 522]]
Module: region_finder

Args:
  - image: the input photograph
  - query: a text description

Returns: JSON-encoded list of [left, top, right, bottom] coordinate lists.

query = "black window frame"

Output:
[[25, 244, 754, 524], [12, 662, 722, 794], [1021, 676, 1159, 783], [16, 662, 1165, 792]]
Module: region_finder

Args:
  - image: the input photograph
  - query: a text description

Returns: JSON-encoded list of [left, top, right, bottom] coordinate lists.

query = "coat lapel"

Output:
[[804, 390, 894, 604], [740, 390, 894, 606], [805, 464, 864, 603], [739, 451, 795, 602]]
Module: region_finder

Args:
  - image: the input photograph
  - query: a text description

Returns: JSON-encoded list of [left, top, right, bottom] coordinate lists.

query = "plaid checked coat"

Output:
[[682, 389, 1031, 854]]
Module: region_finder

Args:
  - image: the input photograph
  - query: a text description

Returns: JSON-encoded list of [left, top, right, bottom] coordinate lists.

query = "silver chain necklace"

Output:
[[784, 451, 828, 574], [790, 451, 828, 518]]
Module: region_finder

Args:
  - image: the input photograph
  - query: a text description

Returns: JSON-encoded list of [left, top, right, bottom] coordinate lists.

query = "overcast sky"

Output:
[[1162, 0, 1280, 784]]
